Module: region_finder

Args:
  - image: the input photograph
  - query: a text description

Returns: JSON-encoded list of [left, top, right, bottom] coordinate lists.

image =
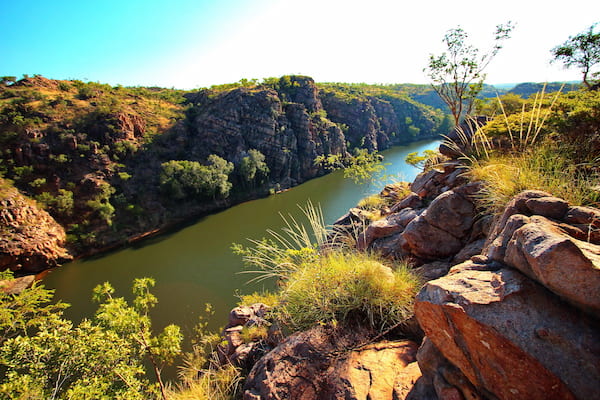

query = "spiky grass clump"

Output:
[[235, 202, 421, 334], [168, 365, 241, 400], [468, 143, 600, 212], [279, 251, 420, 332], [357, 193, 389, 211]]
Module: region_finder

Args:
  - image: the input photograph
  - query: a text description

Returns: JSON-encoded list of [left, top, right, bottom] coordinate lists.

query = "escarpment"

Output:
[[0, 179, 71, 273], [226, 157, 599, 400], [0, 75, 445, 272]]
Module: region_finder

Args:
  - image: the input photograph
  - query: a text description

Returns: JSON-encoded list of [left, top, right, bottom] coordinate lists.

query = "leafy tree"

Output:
[[160, 156, 234, 200], [551, 23, 600, 89], [315, 148, 386, 184], [0, 275, 181, 400], [425, 22, 513, 125], [239, 149, 269, 185]]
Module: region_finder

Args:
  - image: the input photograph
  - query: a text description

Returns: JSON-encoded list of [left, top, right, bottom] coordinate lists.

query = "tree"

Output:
[[239, 149, 269, 186], [0, 274, 182, 400], [551, 23, 600, 89], [425, 23, 514, 125], [159, 156, 234, 201]]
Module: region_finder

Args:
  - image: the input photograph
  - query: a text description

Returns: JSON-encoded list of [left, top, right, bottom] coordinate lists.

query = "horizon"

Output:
[[2, 0, 599, 90]]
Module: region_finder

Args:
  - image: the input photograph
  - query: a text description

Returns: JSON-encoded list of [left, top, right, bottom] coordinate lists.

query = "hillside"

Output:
[[0, 75, 447, 272]]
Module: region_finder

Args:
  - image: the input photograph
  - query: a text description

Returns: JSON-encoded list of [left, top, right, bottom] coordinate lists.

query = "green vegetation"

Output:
[[315, 148, 387, 184], [551, 23, 600, 89], [159, 156, 234, 200], [233, 202, 421, 333], [425, 22, 513, 125], [461, 87, 600, 213], [0, 274, 181, 400]]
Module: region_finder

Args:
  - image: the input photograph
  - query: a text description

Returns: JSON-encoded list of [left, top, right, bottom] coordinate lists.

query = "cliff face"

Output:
[[0, 179, 71, 273], [183, 81, 347, 188], [0, 75, 445, 272]]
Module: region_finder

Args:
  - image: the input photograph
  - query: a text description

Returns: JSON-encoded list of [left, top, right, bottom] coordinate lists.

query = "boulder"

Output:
[[391, 192, 422, 212], [423, 189, 476, 238], [504, 215, 600, 316], [413, 261, 451, 282], [417, 338, 482, 400], [0, 181, 71, 272], [358, 208, 418, 250], [243, 326, 424, 400], [401, 215, 463, 260], [524, 196, 569, 220], [415, 263, 600, 400]]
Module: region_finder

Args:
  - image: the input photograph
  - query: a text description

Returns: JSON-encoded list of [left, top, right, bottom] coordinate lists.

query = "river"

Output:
[[43, 139, 441, 335]]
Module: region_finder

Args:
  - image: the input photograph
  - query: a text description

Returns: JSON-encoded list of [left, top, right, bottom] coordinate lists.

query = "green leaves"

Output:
[[425, 22, 513, 124], [0, 276, 182, 399], [159, 156, 234, 201]]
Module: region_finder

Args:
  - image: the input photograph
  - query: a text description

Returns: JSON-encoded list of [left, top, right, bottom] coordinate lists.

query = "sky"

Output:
[[2, 0, 599, 89]]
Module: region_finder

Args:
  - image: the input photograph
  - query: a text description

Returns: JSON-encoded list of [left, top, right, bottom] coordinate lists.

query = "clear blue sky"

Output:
[[2, 0, 599, 89]]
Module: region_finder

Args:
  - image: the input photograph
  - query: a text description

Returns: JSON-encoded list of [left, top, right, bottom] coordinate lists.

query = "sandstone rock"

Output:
[[391, 192, 422, 212], [0, 275, 35, 294], [416, 265, 599, 400], [504, 215, 600, 316], [324, 340, 419, 400], [564, 205, 600, 226], [417, 338, 482, 400], [413, 261, 451, 282], [0, 181, 71, 272], [423, 190, 476, 238], [228, 306, 253, 326], [484, 190, 551, 249], [401, 215, 463, 260], [452, 239, 486, 264], [243, 326, 424, 400], [358, 208, 417, 251], [524, 196, 569, 220], [371, 232, 408, 259], [411, 169, 442, 198]]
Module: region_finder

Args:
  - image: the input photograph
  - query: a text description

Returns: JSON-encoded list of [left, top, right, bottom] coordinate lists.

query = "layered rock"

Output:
[[415, 261, 599, 400], [243, 325, 422, 400], [0, 181, 71, 272]]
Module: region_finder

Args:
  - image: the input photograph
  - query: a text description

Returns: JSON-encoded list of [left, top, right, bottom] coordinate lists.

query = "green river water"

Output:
[[43, 140, 440, 335]]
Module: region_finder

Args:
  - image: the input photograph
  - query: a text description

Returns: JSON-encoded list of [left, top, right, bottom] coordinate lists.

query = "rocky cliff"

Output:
[[0, 178, 71, 273], [221, 156, 599, 399], [0, 75, 445, 272]]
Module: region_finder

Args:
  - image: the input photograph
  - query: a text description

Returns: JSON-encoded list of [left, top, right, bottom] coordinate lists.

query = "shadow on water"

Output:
[[42, 139, 441, 351]]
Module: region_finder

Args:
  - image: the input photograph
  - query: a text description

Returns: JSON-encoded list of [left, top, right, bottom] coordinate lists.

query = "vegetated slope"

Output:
[[0, 75, 447, 271]]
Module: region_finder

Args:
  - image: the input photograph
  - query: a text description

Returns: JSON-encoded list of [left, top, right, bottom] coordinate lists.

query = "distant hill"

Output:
[[508, 82, 581, 98]]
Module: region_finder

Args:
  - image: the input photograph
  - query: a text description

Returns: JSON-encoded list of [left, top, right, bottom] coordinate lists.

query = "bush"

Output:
[[234, 203, 421, 333], [280, 251, 420, 331]]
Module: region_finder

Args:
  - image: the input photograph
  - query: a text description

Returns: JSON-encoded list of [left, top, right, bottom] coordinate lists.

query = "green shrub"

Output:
[[280, 251, 420, 331], [235, 202, 421, 333]]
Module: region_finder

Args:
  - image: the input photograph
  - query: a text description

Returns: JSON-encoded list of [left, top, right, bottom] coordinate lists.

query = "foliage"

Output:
[[468, 142, 599, 212], [315, 148, 387, 184], [405, 149, 445, 171], [551, 23, 600, 88], [234, 202, 421, 333], [280, 252, 420, 331], [160, 156, 234, 200], [461, 88, 600, 212], [0, 276, 182, 400], [238, 149, 269, 185], [425, 22, 513, 125]]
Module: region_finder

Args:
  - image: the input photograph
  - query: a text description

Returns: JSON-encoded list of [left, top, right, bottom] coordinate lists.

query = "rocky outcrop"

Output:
[[184, 81, 348, 188], [411, 188, 600, 400], [243, 325, 423, 400], [0, 181, 71, 272], [415, 261, 599, 400], [325, 161, 600, 400]]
